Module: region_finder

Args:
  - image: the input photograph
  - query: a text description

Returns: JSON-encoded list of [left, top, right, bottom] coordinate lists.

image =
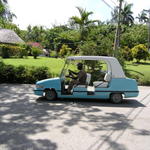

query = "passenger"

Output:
[[67, 63, 87, 94]]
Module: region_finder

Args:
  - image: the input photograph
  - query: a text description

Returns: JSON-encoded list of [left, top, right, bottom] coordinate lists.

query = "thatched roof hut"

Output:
[[0, 28, 24, 44]]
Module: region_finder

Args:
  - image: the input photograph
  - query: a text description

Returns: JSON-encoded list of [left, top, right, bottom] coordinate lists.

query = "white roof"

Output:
[[68, 56, 114, 60], [67, 56, 126, 78]]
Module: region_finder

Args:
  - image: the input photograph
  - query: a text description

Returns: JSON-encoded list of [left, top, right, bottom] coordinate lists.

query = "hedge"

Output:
[[0, 61, 51, 84], [0, 44, 28, 58]]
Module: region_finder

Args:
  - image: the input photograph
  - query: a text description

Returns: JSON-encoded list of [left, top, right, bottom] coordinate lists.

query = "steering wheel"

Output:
[[66, 69, 74, 79]]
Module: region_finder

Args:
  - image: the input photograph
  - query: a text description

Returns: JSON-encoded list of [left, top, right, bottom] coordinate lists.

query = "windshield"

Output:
[[60, 60, 69, 78]]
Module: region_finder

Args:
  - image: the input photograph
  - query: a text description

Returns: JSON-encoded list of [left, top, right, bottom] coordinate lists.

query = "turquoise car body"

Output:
[[34, 77, 138, 99], [34, 56, 139, 100]]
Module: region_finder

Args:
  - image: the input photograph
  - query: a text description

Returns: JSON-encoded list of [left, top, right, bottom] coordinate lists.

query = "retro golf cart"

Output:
[[34, 56, 139, 103]]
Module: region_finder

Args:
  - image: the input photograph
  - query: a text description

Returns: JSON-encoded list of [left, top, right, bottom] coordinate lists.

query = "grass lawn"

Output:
[[1, 57, 150, 85], [125, 60, 150, 84], [1, 57, 65, 76], [126, 61, 150, 77]]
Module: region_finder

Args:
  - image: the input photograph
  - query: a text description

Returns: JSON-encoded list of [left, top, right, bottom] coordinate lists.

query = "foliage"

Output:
[[121, 46, 133, 61], [18, 44, 28, 58], [59, 44, 72, 57], [19, 23, 148, 59], [85, 25, 114, 56], [25, 25, 46, 43], [121, 24, 147, 48], [79, 41, 98, 56], [50, 50, 57, 57], [55, 30, 80, 52], [0, 0, 16, 22], [79, 37, 113, 56], [115, 48, 126, 69], [31, 47, 42, 59], [0, 61, 51, 83], [131, 44, 149, 62], [0, 44, 28, 58], [0, 44, 11, 58]]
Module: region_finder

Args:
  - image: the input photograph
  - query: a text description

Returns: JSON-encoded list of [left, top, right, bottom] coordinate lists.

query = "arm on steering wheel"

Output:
[[66, 70, 77, 79], [68, 69, 78, 75]]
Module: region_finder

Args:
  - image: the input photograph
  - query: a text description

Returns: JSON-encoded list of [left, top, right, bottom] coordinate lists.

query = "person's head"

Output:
[[77, 63, 83, 70]]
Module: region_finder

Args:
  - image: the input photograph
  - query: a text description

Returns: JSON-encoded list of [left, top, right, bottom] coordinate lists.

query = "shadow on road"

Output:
[[36, 97, 145, 108], [0, 93, 58, 150]]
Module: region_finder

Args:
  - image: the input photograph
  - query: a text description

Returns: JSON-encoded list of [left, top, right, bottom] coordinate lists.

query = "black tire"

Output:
[[110, 93, 123, 104], [45, 89, 57, 100]]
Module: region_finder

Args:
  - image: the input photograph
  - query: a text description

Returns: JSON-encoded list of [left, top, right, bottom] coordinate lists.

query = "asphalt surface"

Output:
[[0, 84, 150, 150]]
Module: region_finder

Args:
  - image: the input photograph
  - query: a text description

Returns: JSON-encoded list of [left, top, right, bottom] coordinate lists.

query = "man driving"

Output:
[[67, 63, 87, 94]]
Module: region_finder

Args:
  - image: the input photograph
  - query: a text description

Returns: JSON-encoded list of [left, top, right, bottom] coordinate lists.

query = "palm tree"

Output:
[[111, 2, 134, 26], [136, 10, 148, 23], [121, 3, 134, 26], [70, 7, 99, 40], [111, 7, 118, 24]]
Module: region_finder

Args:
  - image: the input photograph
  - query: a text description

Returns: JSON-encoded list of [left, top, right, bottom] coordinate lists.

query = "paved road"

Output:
[[0, 84, 150, 150]]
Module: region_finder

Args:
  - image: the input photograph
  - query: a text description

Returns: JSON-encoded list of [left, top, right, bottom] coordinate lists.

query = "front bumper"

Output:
[[34, 89, 43, 96]]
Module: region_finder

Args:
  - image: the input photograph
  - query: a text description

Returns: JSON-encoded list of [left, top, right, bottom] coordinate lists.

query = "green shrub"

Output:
[[50, 50, 57, 57], [15, 66, 27, 83], [59, 44, 72, 58], [131, 44, 149, 62], [0, 62, 51, 83], [121, 46, 133, 61], [0, 44, 11, 58], [0, 64, 16, 83], [25, 66, 50, 83], [31, 47, 42, 59], [0, 44, 28, 58], [17, 44, 28, 58]]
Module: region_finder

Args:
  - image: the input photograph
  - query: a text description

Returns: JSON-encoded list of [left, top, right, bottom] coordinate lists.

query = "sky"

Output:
[[7, 0, 150, 30]]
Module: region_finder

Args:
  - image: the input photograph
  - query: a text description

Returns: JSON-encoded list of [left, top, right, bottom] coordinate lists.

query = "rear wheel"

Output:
[[45, 89, 57, 100], [110, 93, 123, 104]]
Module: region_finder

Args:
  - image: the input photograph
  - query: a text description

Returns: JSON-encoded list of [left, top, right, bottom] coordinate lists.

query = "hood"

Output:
[[36, 77, 60, 85]]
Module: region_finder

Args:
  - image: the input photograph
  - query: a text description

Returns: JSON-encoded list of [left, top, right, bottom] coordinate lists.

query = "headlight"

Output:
[[36, 84, 44, 89]]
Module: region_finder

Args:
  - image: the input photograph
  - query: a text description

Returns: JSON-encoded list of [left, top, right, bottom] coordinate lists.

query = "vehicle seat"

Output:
[[93, 73, 111, 88], [86, 73, 91, 85], [75, 73, 91, 88]]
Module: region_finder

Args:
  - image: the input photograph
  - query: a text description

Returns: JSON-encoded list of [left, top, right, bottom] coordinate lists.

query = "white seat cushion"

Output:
[[76, 85, 86, 88], [93, 81, 103, 87], [86, 73, 91, 85], [93, 81, 108, 88]]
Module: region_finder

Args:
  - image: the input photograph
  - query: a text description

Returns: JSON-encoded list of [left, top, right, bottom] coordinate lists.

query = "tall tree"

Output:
[[25, 25, 46, 43], [70, 7, 99, 40]]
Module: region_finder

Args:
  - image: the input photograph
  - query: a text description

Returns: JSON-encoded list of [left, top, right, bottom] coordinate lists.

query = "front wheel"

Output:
[[45, 89, 57, 100], [110, 93, 123, 104]]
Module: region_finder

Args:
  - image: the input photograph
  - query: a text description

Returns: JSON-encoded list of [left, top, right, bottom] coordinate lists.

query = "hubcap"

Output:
[[112, 93, 122, 103]]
